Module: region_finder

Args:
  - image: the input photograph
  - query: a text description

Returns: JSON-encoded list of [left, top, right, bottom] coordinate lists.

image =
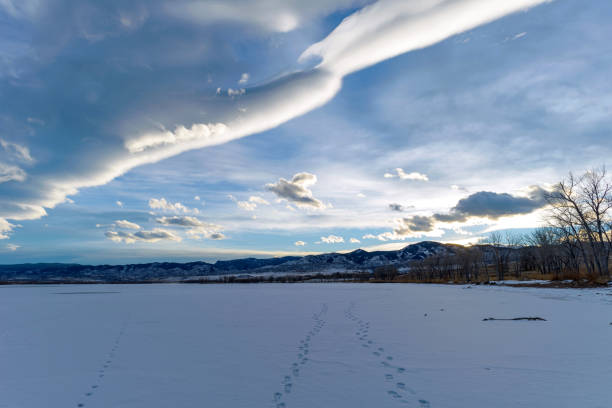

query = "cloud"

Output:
[[238, 73, 249, 84], [105, 228, 181, 244], [0, 218, 16, 239], [156, 215, 224, 240], [116, 201, 123, 207], [194, 195, 200, 201], [0, 0, 550, 227], [433, 186, 548, 222], [394, 215, 436, 234], [294, 240, 306, 246], [148, 198, 199, 214], [127, 123, 229, 154], [0, 138, 33, 162], [115, 220, 141, 229], [164, 0, 365, 33], [380, 186, 550, 240], [362, 234, 377, 240], [0, 163, 26, 183], [6, 243, 19, 251], [320, 234, 344, 243], [229, 195, 270, 211], [349, 237, 360, 243], [388, 203, 404, 212], [266, 172, 325, 209], [384, 168, 428, 181], [300, 0, 549, 76]]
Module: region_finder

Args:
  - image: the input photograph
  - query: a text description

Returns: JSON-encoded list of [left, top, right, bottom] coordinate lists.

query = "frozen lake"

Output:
[[1, 283, 611, 408]]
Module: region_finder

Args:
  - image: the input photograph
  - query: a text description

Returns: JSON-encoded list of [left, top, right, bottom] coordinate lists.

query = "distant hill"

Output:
[[0, 241, 457, 283]]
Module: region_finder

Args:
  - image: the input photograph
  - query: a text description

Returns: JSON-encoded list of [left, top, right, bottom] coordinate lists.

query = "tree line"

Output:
[[403, 168, 612, 283]]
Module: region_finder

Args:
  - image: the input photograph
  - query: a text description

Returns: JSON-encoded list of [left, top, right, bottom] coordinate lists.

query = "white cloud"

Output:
[[194, 195, 200, 201], [362, 234, 377, 240], [0, 162, 26, 183], [0, 138, 34, 163], [238, 73, 249, 84], [356, 192, 366, 198], [148, 198, 199, 214], [0, 218, 15, 239], [126, 123, 228, 154], [163, 0, 364, 33], [349, 237, 360, 243], [156, 215, 224, 240], [229, 195, 270, 211], [294, 240, 306, 246], [0, 0, 550, 227], [384, 168, 429, 181], [116, 201, 123, 207], [105, 228, 181, 244], [300, 0, 549, 76], [115, 220, 141, 230], [320, 234, 344, 244], [266, 172, 326, 209], [6, 243, 19, 251]]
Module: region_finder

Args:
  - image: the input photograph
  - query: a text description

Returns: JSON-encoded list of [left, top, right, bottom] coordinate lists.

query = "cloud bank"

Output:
[[386, 187, 549, 239], [0, 0, 551, 234], [106, 228, 181, 244]]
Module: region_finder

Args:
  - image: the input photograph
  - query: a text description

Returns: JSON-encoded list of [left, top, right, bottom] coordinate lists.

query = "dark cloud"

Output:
[[156, 215, 205, 227], [390, 187, 550, 238], [388, 203, 403, 212], [434, 186, 548, 222], [394, 215, 436, 235]]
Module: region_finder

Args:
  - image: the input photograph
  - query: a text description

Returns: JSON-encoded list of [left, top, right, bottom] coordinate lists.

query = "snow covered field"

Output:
[[1, 283, 611, 408]]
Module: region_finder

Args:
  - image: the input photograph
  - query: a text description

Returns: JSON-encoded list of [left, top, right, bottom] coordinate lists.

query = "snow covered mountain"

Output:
[[0, 241, 456, 283]]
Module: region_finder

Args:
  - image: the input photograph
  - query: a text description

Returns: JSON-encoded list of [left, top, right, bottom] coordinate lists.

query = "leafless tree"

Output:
[[545, 167, 612, 278]]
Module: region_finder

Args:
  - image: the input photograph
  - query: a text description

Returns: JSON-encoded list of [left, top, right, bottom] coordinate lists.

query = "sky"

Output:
[[1, 0, 611, 264]]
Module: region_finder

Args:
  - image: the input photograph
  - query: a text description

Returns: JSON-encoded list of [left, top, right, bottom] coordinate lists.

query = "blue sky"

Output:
[[1, 0, 611, 264]]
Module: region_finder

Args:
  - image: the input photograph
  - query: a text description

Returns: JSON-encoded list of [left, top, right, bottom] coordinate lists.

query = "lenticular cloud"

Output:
[[0, 0, 551, 226]]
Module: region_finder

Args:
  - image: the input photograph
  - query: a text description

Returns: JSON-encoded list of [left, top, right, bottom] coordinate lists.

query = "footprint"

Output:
[[385, 374, 394, 381], [419, 400, 431, 407], [388, 390, 402, 399]]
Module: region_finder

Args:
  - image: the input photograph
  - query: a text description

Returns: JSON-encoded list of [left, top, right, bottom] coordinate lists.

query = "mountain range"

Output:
[[0, 241, 457, 283]]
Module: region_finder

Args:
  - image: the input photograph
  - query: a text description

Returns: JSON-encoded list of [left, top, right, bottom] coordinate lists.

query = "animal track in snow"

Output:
[[74, 319, 128, 407]]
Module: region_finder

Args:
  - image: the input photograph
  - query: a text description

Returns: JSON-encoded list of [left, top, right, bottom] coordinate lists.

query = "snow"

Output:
[[494, 279, 551, 285], [1, 283, 611, 408]]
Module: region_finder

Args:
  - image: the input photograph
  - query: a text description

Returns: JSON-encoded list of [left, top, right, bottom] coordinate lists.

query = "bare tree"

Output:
[[486, 231, 510, 280], [545, 167, 612, 278]]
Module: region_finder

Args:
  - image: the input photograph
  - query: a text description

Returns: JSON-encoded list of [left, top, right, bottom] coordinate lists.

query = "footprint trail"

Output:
[[271, 303, 328, 408], [75, 319, 128, 407], [344, 303, 431, 407]]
